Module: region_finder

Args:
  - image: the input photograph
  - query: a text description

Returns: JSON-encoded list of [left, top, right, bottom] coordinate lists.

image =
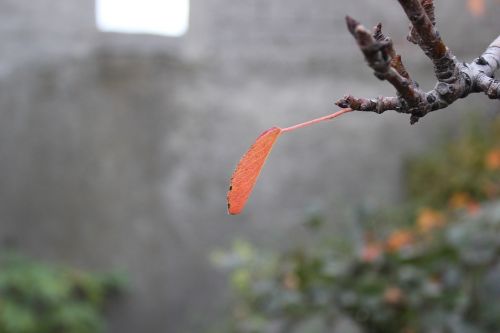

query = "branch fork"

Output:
[[336, 0, 500, 124]]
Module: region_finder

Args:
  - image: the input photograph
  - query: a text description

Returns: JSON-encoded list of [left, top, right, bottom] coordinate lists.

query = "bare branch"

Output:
[[372, 23, 410, 80], [470, 35, 500, 99], [397, 0, 458, 83], [480, 35, 500, 76], [336, 95, 401, 114], [336, 1, 500, 125], [397, 0, 447, 60], [344, 17, 423, 111], [407, 0, 436, 44]]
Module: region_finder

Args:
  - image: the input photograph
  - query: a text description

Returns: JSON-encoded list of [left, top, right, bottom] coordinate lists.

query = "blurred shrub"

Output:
[[0, 254, 125, 333], [405, 117, 500, 209], [214, 117, 500, 333]]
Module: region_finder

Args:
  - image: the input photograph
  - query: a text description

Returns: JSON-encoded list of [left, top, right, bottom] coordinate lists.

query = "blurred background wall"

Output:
[[0, 0, 498, 332]]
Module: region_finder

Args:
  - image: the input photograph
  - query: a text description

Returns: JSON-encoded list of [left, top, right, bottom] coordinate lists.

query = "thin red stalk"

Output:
[[281, 108, 353, 133]]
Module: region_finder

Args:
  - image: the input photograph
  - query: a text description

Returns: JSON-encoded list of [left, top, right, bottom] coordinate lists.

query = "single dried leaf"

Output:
[[227, 108, 352, 215], [227, 127, 282, 215], [467, 0, 485, 16]]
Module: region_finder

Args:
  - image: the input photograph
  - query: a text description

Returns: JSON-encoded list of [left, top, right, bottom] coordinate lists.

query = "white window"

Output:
[[96, 0, 189, 37]]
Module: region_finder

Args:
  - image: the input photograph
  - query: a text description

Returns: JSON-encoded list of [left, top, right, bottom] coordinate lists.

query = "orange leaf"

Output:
[[227, 108, 352, 215], [227, 127, 282, 214]]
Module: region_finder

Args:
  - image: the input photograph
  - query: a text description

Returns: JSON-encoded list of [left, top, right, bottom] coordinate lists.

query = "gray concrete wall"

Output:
[[0, 0, 498, 332]]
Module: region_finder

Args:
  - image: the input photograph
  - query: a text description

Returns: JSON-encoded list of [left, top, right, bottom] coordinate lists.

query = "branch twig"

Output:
[[336, 0, 500, 125]]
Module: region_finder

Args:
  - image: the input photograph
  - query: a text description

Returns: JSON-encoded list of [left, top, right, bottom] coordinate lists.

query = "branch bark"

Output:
[[336, 0, 500, 124]]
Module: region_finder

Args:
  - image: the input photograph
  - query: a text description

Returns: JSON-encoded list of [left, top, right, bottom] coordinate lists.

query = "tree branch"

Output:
[[470, 36, 500, 99], [336, 0, 500, 125]]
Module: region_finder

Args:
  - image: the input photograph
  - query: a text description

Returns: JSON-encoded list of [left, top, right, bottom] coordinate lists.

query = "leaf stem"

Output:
[[281, 108, 353, 133]]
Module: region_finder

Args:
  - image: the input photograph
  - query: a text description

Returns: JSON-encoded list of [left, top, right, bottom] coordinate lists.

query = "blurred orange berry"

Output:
[[386, 230, 414, 252], [283, 272, 299, 290], [449, 192, 471, 209], [383, 286, 404, 305], [448, 192, 480, 214], [466, 202, 481, 215], [484, 182, 499, 199], [360, 242, 383, 263], [417, 208, 445, 233], [486, 148, 500, 170], [467, 0, 485, 17]]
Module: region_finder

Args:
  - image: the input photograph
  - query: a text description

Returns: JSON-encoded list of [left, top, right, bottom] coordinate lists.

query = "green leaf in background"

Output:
[[0, 254, 125, 333]]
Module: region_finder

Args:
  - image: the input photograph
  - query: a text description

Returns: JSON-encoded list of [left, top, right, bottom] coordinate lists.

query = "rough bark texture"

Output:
[[336, 0, 500, 124]]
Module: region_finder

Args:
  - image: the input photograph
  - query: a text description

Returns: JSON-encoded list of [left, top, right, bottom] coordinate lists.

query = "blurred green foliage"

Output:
[[406, 117, 500, 209], [214, 117, 500, 333], [0, 254, 125, 333]]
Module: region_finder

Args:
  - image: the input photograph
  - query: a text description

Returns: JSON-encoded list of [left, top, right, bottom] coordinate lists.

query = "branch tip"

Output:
[[345, 16, 359, 35]]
